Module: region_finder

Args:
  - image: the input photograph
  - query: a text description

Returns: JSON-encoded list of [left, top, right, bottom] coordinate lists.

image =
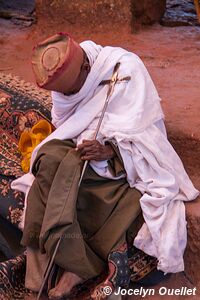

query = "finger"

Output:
[[77, 141, 95, 150], [81, 149, 99, 159], [84, 149, 98, 156], [79, 145, 97, 156], [81, 154, 99, 161], [78, 146, 96, 156], [78, 143, 100, 152], [80, 149, 98, 158]]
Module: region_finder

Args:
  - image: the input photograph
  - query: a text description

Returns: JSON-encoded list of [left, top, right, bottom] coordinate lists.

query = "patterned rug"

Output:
[[0, 246, 159, 300], [0, 73, 161, 299], [0, 72, 51, 228]]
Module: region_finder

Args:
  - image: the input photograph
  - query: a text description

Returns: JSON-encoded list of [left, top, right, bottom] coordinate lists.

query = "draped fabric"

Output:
[[11, 41, 199, 274]]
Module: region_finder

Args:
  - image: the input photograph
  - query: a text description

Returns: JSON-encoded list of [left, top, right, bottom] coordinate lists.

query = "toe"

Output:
[[48, 288, 60, 299]]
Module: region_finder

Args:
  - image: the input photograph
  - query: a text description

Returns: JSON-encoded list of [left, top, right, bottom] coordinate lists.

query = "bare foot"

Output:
[[48, 271, 83, 299]]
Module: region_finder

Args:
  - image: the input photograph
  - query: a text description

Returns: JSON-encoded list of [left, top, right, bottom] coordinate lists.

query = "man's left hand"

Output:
[[77, 140, 116, 161]]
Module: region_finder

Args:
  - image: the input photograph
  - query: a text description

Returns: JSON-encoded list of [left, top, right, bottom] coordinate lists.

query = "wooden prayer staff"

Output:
[[37, 62, 121, 300]]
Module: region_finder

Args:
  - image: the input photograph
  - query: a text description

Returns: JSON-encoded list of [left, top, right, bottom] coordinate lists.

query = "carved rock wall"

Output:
[[35, 0, 132, 27], [35, 0, 167, 29]]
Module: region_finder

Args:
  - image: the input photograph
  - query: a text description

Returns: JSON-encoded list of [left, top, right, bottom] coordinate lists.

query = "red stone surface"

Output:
[[0, 6, 200, 293]]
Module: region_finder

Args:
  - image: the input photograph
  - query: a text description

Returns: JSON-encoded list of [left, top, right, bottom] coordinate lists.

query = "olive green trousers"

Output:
[[22, 139, 141, 280]]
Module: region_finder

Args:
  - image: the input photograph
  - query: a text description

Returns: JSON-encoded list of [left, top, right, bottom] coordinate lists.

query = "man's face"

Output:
[[64, 51, 91, 96]]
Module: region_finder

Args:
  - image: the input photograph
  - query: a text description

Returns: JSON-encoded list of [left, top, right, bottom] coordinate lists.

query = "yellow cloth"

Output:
[[19, 120, 52, 173]]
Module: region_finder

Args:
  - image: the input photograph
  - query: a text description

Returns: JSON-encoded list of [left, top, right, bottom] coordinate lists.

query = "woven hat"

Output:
[[31, 32, 84, 93]]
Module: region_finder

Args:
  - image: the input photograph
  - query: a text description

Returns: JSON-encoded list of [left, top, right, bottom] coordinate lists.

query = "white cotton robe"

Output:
[[11, 40, 199, 274]]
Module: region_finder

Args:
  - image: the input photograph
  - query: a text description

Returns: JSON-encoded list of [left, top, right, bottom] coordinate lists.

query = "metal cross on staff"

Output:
[[99, 75, 131, 87], [37, 62, 131, 299]]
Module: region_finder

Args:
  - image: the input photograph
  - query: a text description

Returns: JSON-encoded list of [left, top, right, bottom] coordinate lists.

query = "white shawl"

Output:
[[11, 41, 199, 274]]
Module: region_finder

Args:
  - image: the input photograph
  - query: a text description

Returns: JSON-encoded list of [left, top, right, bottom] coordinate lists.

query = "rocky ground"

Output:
[[0, 1, 200, 299]]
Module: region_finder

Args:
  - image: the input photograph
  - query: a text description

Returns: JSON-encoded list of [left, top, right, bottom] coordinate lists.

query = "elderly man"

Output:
[[12, 33, 198, 299]]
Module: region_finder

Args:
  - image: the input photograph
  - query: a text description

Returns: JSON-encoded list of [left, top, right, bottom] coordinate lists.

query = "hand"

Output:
[[77, 139, 116, 161]]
